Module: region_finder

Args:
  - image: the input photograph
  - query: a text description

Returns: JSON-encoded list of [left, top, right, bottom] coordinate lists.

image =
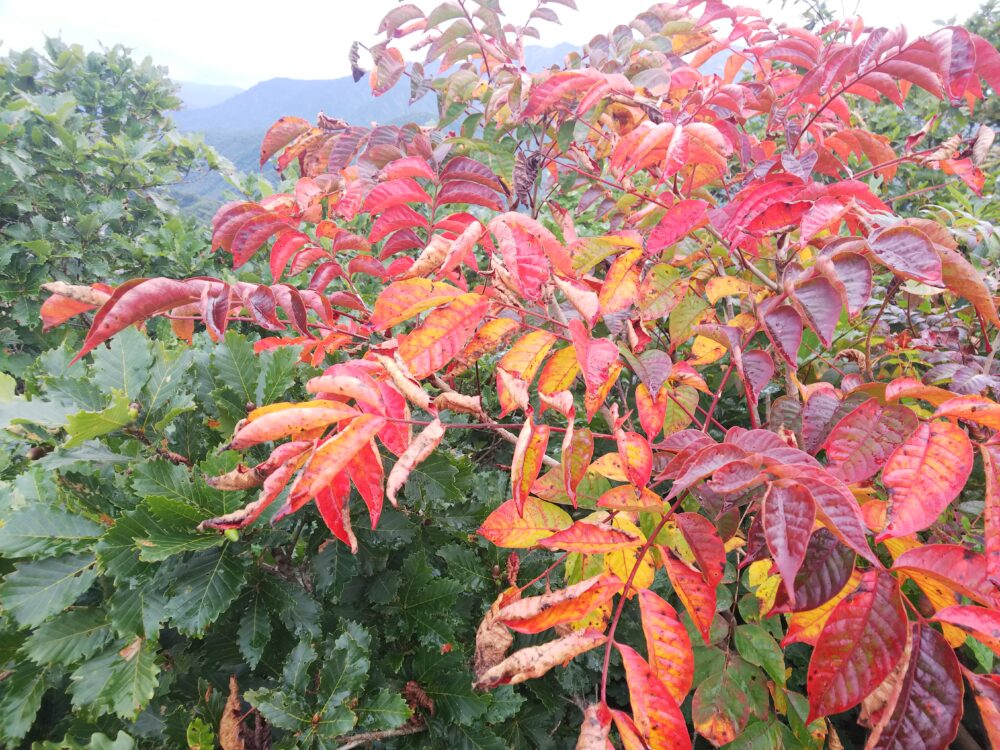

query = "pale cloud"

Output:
[[0, 0, 984, 87]]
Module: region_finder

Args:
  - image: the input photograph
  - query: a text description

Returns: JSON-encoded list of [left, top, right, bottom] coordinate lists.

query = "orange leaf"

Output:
[[369, 278, 464, 330], [597, 247, 642, 316], [597, 485, 663, 512], [288, 414, 386, 505], [498, 573, 622, 634], [616, 430, 652, 488], [477, 497, 572, 548], [398, 292, 490, 378], [512, 415, 551, 514], [230, 401, 360, 450], [638, 589, 694, 704], [935, 395, 1000, 430], [617, 643, 692, 750], [537, 345, 580, 396], [539, 520, 642, 553]]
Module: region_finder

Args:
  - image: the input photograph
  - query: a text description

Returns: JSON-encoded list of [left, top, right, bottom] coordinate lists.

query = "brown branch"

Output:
[[336, 721, 426, 750]]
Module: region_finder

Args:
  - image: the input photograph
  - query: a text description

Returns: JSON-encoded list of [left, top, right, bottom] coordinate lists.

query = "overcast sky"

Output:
[[0, 0, 984, 87]]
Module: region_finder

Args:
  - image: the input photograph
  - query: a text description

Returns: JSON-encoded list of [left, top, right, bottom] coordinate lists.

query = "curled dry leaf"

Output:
[[472, 628, 607, 690], [398, 233, 450, 279], [219, 675, 245, 750], [474, 592, 516, 678], [205, 464, 265, 491], [386, 418, 446, 507], [374, 353, 432, 410], [433, 391, 483, 416], [575, 702, 612, 750]]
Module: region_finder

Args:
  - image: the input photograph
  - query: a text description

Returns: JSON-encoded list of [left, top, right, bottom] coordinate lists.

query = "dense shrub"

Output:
[[3, 1, 1000, 748]]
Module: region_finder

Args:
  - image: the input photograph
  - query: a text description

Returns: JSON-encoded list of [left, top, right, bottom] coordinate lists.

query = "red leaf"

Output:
[[981, 442, 1000, 587], [763, 481, 816, 606], [892, 544, 999, 607], [663, 548, 716, 645], [762, 303, 803, 365], [823, 399, 918, 484], [867, 225, 943, 285], [790, 275, 841, 347], [362, 178, 432, 215], [314, 472, 357, 552], [346, 440, 384, 529], [806, 570, 907, 722], [932, 605, 1000, 654], [741, 349, 774, 403], [231, 214, 294, 267], [638, 589, 694, 704], [647, 199, 709, 254], [676, 513, 726, 590], [616, 643, 691, 750], [260, 116, 311, 166], [867, 623, 963, 750], [773, 528, 856, 617], [769, 464, 877, 565], [435, 179, 504, 210], [879, 421, 973, 540], [73, 278, 202, 364], [569, 319, 621, 421]]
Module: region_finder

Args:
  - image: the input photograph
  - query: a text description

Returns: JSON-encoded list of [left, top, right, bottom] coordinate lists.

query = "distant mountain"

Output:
[[176, 82, 244, 110], [167, 44, 576, 217]]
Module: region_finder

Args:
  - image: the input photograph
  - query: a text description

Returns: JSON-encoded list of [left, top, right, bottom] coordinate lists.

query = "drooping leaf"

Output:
[[472, 628, 606, 689], [806, 570, 907, 722], [762, 481, 816, 605], [617, 643, 692, 750], [638, 589, 693, 704], [498, 573, 621, 634], [823, 399, 917, 484], [879, 421, 973, 540]]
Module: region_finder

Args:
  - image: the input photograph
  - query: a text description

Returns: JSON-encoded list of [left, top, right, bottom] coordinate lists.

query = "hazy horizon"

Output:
[[0, 0, 984, 88]]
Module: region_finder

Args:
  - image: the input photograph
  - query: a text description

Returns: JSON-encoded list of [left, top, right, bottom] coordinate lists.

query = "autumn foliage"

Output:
[[42, 0, 1000, 746]]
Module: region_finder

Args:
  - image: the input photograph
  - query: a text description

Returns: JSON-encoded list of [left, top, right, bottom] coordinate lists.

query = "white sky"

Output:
[[0, 0, 985, 87]]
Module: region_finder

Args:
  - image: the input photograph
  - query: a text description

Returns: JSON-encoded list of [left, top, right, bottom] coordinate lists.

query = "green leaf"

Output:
[[108, 584, 167, 638], [0, 663, 46, 745], [69, 639, 159, 719], [214, 331, 259, 406], [91, 326, 153, 399], [185, 718, 215, 750], [141, 344, 194, 432], [238, 587, 273, 669], [96, 507, 161, 583], [413, 650, 488, 726], [356, 689, 411, 730], [0, 505, 103, 558], [35, 443, 132, 470], [32, 730, 136, 750], [440, 723, 507, 750], [485, 685, 525, 723], [164, 546, 247, 634], [257, 345, 298, 406], [131, 461, 193, 505], [283, 640, 317, 693], [64, 391, 134, 448], [0, 554, 98, 627], [23, 608, 111, 665], [397, 553, 463, 641], [436, 544, 487, 592], [245, 688, 312, 732], [734, 624, 786, 686]]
